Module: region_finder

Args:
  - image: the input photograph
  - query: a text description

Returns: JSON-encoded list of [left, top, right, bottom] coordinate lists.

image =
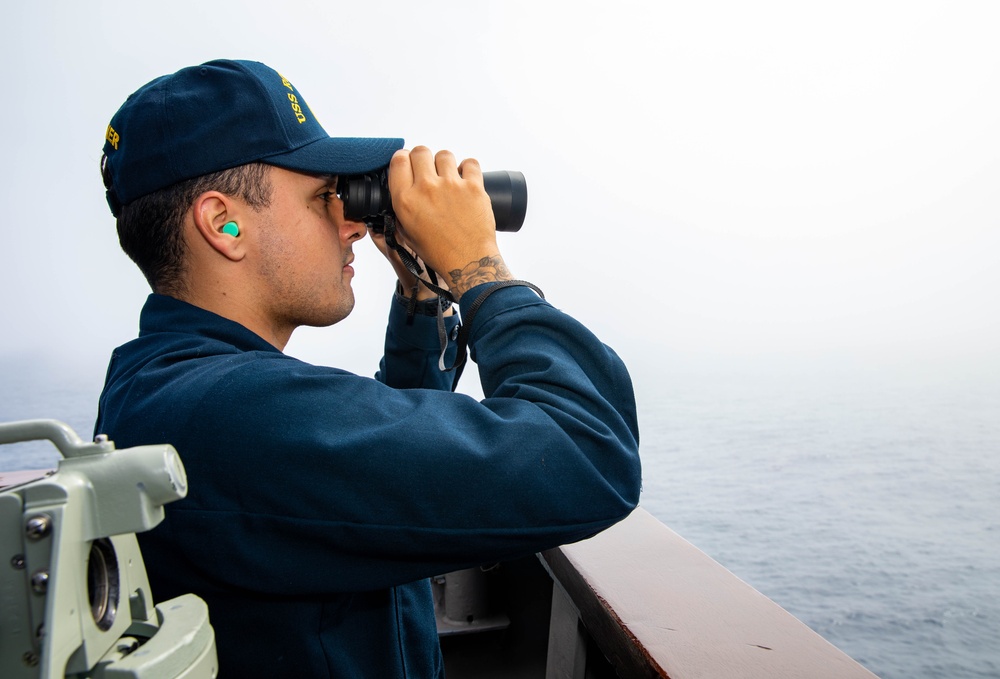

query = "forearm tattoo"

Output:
[[449, 255, 513, 294]]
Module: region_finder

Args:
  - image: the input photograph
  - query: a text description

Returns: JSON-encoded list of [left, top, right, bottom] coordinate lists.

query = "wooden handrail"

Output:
[[541, 508, 879, 679], [0, 469, 52, 489]]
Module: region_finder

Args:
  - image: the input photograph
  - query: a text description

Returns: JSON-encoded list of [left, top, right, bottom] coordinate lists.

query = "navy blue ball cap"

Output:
[[102, 59, 404, 216]]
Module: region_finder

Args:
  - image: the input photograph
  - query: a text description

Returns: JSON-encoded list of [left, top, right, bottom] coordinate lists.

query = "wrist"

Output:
[[395, 279, 439, 302], [446, 254, 513, 301], [394, 283, 453, 317]]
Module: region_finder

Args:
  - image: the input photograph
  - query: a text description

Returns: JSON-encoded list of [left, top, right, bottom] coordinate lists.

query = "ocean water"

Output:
[[637, 363, 1000, 679], [1, 356, 997, 678]]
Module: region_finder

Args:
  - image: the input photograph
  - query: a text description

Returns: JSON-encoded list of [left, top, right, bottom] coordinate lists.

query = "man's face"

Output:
[[247, 166, 367, 335]]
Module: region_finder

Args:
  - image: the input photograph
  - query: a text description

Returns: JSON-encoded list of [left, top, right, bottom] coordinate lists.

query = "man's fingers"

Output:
[[434, 150, 459, 179], [456, 157, 482, 183], [408, 145, 436, 180], [388, 149, 413, 195]]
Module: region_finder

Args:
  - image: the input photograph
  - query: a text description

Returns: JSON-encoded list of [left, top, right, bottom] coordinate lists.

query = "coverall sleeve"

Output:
[[375, 294, 459, 391], [166, 285, 641, 593]]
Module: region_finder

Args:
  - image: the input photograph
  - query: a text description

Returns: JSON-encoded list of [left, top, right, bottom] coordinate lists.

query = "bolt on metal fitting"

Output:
[[30, 569, 49, 594], [25, 515, 52, 540]]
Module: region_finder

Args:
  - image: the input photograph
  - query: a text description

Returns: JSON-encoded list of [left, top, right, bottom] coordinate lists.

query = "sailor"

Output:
[[96, 59, 641, 678]]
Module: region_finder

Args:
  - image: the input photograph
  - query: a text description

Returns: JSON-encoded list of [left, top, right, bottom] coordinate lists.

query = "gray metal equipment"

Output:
[[0, 420, 218, 678]]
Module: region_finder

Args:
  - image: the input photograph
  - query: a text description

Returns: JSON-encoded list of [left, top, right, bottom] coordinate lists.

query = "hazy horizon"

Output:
[[3, 1, 999, 401]]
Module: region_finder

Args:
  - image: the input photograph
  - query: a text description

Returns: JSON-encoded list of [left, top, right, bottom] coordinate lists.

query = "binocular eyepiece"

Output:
[[338, 169, 527, 233]]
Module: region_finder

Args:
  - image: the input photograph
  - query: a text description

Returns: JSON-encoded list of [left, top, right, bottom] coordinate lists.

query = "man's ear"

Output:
[[191, 191, 246, 262]]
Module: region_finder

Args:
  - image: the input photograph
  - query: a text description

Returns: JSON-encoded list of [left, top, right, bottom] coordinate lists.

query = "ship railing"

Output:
[[539, 507, 879, 678]]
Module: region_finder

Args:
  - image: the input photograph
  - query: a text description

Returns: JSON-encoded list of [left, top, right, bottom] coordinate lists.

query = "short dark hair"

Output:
[[101, 159, 272, 294]]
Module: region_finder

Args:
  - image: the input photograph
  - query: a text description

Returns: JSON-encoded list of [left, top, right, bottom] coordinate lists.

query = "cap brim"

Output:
[[263, 136, 404, 176]]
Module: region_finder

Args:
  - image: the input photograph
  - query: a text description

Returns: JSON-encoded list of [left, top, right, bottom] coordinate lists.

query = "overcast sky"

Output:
[[2, 1, 998, 404]]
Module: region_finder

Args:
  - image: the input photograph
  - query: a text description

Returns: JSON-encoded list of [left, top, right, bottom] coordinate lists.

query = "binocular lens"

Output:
[[482, 171, 527, 234], [340, 173, 390, 221], [339, 170, 527, 233]]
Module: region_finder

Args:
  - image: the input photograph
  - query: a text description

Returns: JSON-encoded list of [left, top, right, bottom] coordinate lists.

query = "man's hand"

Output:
[[388, 147, 513, 301]]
